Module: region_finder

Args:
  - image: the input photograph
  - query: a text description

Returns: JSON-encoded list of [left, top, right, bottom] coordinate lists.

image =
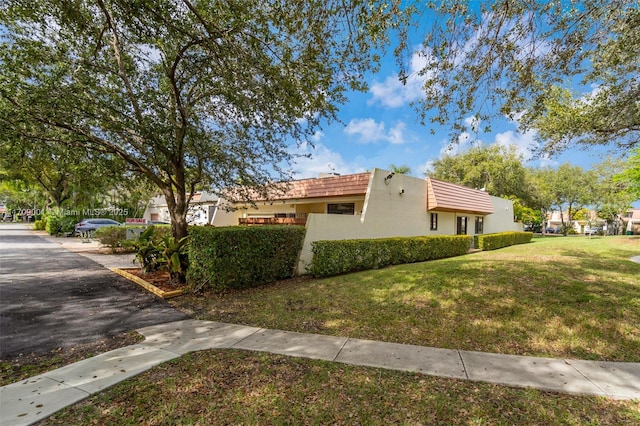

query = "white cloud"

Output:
[[310, 130, 324, 143], [290, 142, 365, 179], [369, 47, 434, 108], [387, 122, 407, 145], [457, 131, 471, 145], [417, 160, 433, 177], [344, 118, 408, 144], [464, 116, 480, 133], [344, 118, 386, 142], [494, 129, 538, 161], [537, 155, 559, 168]]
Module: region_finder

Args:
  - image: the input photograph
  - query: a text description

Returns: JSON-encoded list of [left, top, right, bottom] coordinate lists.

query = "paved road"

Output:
[[0, 223, 188, 358]]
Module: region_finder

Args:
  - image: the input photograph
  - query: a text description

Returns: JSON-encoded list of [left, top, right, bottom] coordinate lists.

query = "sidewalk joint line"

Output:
[[563, 358, 608, 395], [228, 326, 263, 349], [333, 337, 350, 361], [457, 350, 469, 380]]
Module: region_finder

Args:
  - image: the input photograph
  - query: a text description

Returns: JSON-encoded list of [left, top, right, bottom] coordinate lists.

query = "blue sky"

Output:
[[288, 40, 617, 180]]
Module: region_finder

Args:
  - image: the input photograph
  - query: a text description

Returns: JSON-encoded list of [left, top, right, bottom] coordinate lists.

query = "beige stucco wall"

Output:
[[209, 202, 239, 226], [484, 196, 522, 234], [296, 169, 522, 274], [210, 196, 367, 227], [297, 169, 445, 273], [242, 204, 297, 217]]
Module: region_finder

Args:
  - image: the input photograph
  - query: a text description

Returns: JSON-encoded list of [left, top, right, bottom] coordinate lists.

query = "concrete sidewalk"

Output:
[[2, 319, 639, 426]]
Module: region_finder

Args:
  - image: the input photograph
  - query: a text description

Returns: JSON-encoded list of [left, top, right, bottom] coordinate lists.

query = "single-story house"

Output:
[[545, 210, 602, 234], [143, 169, 522, 274], [546, 207, 640, 235], [205, 168, 521, 273]]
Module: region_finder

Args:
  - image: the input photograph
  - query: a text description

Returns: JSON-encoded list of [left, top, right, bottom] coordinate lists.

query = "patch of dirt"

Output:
[[86, 247, 135, 255], [0, 332, 144, 387], [122, 268, 184, 292]]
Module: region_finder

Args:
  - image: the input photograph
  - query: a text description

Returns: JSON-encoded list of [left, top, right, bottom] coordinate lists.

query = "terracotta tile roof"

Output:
[[427, 178, 494, 215], [284, 172, 370, 199], [247, 172, 371, 201]]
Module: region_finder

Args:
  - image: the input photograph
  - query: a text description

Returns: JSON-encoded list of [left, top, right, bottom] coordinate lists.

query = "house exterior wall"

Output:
[[484, 196, 522, 234], [209, 197, 367, 225], [242, 204, 297, 218], [210, 204, 239, 227], [143, 196, 172, 223], [296, 203, 327, 215], [296, 169, 522, 274]]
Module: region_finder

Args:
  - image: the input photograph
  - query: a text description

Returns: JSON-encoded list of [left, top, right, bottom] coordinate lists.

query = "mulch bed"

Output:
[[121, 268, 184, 292]]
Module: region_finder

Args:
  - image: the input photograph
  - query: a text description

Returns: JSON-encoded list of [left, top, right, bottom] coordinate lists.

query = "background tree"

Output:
[[510, 197, 541, 228], [615, 148, 640, 201], [591, 158, 637, 234], [0, 175, 45, 220], [547, 164, 594, 235], [0, 131, 125, 209], [427, 144, 529, 200], [388, 164, 411, 175], [411, 1, 638, 154], [1, 0, 410, 249], [526, 167, 557, 234]]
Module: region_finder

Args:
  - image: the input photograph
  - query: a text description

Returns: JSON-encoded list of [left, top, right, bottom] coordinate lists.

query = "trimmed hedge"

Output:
[[45, 213, 76, 236], [475, 231, 533, 251], [187, 226, 306, 291], [308, 235, 473, 278]]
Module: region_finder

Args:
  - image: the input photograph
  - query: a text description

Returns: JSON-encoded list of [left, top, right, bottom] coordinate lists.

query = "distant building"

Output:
[[623, 208, 640, 235], [143, 191, 220, 225]]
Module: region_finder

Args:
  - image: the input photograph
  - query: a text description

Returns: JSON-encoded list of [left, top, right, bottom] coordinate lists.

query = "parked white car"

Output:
[[584, 227, 603, 236]]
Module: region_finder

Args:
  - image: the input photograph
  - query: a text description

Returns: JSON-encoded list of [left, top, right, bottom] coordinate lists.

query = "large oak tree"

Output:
[[1, 0, 409, 243], [411, 0, 638, 154]]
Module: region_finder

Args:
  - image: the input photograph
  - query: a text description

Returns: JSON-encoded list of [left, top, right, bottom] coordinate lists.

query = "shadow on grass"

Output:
[[173, 237, 640, 362], [346, 257, 639, 361]]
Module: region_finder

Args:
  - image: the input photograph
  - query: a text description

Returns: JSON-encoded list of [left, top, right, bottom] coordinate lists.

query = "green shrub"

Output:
[[45, 213, 77, 236], [187, 226, 306, 292], [134, 226, 164, 273], [160, 233, 190, 283], [33, 218, 47, 230], [94, 226, 128, 253], [475, 231, 532, 251], [132, 226, 189, 283], [308, 235, 472, 278]]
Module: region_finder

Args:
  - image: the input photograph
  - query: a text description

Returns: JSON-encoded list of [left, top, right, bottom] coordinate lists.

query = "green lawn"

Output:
[[19, 236, 640, 424], [45, 350, 640, 426], [172, 236, 640, 362]]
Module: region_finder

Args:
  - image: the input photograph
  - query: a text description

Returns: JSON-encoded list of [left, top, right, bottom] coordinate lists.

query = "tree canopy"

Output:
[[0, 0, 409, 240], [427, 144, 529, 201], [411, 0, 638, 154]]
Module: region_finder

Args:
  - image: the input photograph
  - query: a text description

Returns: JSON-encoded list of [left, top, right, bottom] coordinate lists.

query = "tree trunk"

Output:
[[161, 189, 188, 239], [161, 186, 189, 284]]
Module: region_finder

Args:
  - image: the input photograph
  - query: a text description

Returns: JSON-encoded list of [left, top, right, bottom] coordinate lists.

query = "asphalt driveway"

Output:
[[0, 223, 188, 359]]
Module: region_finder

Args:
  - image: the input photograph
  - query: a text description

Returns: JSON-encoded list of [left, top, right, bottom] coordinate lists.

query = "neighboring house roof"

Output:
[[279, 172, 370, 200], [426, 178, 495, 215], [238, 172, 371, 202], [148, 191, 219, 207]]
